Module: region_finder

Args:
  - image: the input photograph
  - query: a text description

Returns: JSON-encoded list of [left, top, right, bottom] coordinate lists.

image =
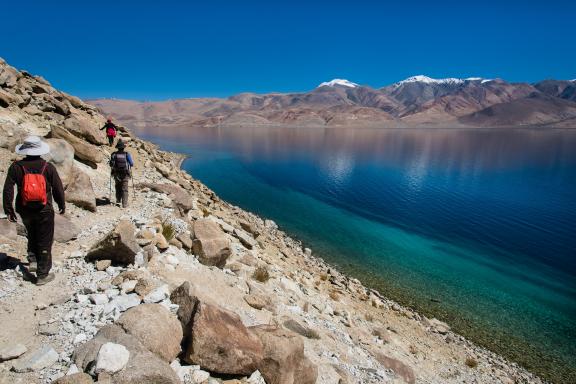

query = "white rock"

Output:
[[120, 280, 137, 293], [191, 369, 210, 383], [0, 343, 27, 362], [11, 344, 58, 372], [89, 293, 109, 305], [143, 284, 170, 304], [95, 342, 129, 374], [76, 294, 90, 304], [247, 370, 266, 384], [165, 254, 179, 266], [73, 333, 87, 345], [66, 363, 79, 375], [110, 294, 141, 312]]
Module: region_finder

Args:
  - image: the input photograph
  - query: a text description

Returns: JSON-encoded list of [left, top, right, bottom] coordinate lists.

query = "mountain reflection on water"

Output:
[[138, 125, 576, 383]]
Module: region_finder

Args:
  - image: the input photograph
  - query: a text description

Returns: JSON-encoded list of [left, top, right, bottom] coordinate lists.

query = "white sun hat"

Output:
[[15, 135, 51, 156]]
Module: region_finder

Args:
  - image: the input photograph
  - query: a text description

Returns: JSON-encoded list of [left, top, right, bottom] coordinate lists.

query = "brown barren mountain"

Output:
[[90, 77, 576, 131]]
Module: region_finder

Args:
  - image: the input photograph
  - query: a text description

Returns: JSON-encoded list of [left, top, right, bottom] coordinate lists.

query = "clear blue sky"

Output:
[[1, 0, 574, 100]]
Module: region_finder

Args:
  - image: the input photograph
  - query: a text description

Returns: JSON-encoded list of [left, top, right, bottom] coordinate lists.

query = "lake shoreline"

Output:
[[164, 140, 558, 383]]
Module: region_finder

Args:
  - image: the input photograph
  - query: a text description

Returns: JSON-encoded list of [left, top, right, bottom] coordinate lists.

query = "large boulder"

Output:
[[116, 304, 182, 362], [139, 183, 195, 213], [43, 138, 75, 186], [54, 214, 80, 243], [192, 219, 231, 268], [249, 325, 318, 384], [50, 125, 103, 168], [169, 281, 198, 338], [183, 302, 264, 375], [64, 114, 107, 145], [86, 220, 140, 265], [65, 167, 96, 212]]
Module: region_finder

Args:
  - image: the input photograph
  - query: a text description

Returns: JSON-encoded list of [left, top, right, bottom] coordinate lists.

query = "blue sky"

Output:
[[1, 0, 574, 100]]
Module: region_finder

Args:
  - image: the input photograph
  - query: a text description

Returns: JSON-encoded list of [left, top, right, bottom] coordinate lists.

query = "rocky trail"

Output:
[[0, 57, 545, 384]]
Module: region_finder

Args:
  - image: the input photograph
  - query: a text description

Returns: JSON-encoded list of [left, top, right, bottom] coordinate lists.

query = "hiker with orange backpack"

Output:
[[101, 118, 118, 146], [2, 136, 65, 285]]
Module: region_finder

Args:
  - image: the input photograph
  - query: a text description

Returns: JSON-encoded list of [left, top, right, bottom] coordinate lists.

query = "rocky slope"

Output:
[[0, 57, 548, 384], [90, 77, 576, 130]]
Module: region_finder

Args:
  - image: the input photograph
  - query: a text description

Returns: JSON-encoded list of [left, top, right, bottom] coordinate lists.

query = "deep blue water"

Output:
[[141, 127, 576, 383]]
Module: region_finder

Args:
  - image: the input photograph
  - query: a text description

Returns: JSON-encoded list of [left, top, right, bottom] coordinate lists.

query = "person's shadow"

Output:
[[0, 252, 36, 282]]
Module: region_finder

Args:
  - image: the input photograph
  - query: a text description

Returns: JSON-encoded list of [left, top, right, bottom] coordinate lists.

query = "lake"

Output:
[[139, 126, 576, 383]]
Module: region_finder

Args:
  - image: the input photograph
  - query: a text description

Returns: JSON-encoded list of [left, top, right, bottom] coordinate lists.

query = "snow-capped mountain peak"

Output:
[[318, 79, 359, 88], [394, 75, 486, 87]]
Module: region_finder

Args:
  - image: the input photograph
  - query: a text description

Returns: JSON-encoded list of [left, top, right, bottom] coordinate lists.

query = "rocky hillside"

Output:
[[91, 77, 576, 130], [0, 57, 548, 384]]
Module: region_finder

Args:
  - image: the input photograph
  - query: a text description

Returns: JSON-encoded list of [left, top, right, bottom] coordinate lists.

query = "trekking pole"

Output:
[[130, 172, 136, 199]]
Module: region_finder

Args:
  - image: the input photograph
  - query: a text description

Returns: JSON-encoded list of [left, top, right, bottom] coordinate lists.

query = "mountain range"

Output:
[[90, 76, 576, 130]]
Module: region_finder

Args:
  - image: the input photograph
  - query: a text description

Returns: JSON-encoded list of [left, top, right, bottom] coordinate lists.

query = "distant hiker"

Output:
[[109, 140, 134, 208], [2, 136, 65, 285], [101, 118, 118, 146]]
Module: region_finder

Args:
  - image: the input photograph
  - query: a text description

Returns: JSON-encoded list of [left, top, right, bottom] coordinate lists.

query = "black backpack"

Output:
[[110, 152, 130, 174]]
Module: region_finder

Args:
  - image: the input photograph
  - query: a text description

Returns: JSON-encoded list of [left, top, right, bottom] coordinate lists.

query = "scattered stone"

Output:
[[39, 323, 59, 336], [109, 294, 141, 312], [95, 342, 130, 374], [96, 260, 112, 271], [176, 233, 193, 250], [191, 369, 211, 383], [120, 280, 137, 294], [89, 293, 109, 305], [244, 294, 269, 310], [74, 333, 88, 344], [283, 319, 320, 339], [11, 344, 59, 372], [0, 343, 27, 362], [154, 233, 170, 251], [234, 228, 257, 250], [143, 284, 170, 304]]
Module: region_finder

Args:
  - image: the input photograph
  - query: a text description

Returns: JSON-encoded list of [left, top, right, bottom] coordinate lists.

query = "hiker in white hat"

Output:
[[2, 136, 65, 285]]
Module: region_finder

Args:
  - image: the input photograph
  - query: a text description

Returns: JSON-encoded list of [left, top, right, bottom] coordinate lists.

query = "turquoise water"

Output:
[[141, 127, 576, 383]]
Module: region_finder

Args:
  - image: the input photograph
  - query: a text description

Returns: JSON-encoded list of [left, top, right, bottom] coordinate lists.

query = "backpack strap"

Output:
[[18, 160, 48, 175], [39, 161, 48, 175]]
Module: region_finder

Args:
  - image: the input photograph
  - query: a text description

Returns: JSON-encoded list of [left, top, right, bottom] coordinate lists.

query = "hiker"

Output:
[[2, 136, 65, 285], [110, 140, 134, 208], [100, 118, 118, 146]]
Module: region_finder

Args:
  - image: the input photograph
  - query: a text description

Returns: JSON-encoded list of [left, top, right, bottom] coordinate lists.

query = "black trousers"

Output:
[[20, 210, 54, 277], [114, 173, 130, 207], [107, 136, 114, 146]]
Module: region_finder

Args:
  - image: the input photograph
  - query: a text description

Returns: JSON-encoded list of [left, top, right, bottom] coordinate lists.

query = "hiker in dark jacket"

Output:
[[100, 118, 118, 146], [110, 140, 134, 208], [2, 136, 65, 285]]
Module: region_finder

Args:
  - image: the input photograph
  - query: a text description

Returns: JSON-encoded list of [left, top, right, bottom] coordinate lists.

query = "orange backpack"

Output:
[[21, 162, 48, 206]]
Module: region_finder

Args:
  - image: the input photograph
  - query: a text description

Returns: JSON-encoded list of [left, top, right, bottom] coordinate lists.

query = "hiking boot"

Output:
[[28, 260, 37, 273], [36, 273, 55, 286]]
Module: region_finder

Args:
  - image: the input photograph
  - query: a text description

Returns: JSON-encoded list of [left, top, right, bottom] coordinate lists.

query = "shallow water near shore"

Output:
[[140, 127, 576, 383]]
